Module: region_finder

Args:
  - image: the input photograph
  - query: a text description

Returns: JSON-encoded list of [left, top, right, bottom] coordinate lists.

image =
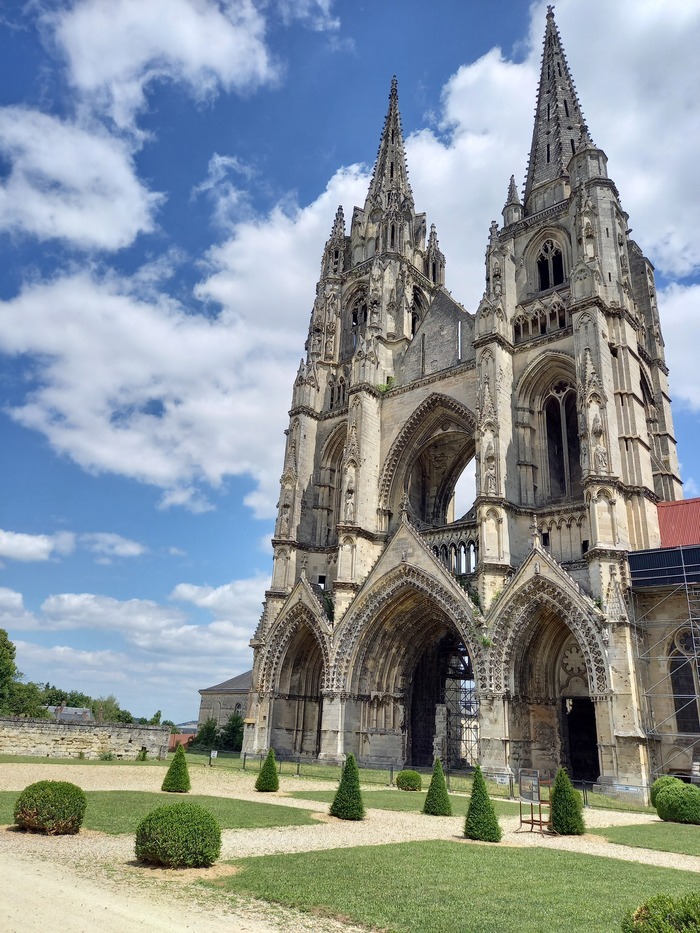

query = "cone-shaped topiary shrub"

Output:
[[255, 748, 280, 792], [330, 753, 365, 820], [464, 765, 501, 842], [14, 780, 87, 835], [161, 743, 191, 793], [621, 892, 700, 932], [423, 758, 452, 816], [656, 782, 700, 824], [650, 774, 683, 809], [551, 767, 585, 835], [396, 769, 422, 791], [135, 803, 221, 867]]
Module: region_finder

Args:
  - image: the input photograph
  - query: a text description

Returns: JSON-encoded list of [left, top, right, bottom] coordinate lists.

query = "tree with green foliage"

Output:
[[190, 718, 221, 750], [219, 713, 244, 751], [161, 744, 191, 793], [330, 753, 365, 820], [423, 758, 452, 816], [0, 628, 19, 712], [464, 765, 501, 842], [550, 767, 585, 835], [163, 720, 180, 734], [255, 748, 280, 792], [6, 680, 49, 718]]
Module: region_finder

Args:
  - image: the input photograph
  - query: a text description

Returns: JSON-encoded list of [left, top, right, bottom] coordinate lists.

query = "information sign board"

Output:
[[519, 768, 540, 802]]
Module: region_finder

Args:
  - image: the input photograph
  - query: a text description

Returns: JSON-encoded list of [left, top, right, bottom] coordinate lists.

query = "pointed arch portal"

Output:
[[336, 570, 480, 768]]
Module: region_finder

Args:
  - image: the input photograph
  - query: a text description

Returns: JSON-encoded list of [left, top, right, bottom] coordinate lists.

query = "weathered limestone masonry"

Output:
[[242, 10, 685, 790], [0, 718, 170, 760]]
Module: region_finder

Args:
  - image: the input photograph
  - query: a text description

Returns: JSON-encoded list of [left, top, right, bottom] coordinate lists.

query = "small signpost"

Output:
[[517, 768, 555, 834], [209, 749, 218, 767]]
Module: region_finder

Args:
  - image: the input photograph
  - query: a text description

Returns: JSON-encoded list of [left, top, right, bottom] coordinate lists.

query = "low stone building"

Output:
[[198, 670, 252, 728]]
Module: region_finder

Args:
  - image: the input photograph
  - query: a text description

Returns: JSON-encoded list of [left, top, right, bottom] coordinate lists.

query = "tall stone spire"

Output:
[[523, 6, 589, 213], [365, 76, 414, 212]]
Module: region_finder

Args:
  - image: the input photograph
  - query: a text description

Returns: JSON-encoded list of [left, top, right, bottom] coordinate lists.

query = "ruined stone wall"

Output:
[[0, 718, 170, 760]]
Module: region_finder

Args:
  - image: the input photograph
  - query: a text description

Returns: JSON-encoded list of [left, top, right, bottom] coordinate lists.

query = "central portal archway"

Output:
[[340, 573, 480, 769]]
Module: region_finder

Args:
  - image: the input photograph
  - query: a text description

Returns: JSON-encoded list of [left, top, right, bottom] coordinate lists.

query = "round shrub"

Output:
[[396, 769, 422, 792], [14, 780, 87, 835], [255, 748, 280, 792], [161, 743, 191, 793], [650, 775, 682, 809], [135, 803, 221, 868], [621, 892, 700, 931], [655, 782, 700, 824]]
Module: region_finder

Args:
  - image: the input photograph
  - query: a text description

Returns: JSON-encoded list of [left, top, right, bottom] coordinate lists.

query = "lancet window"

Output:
[[537, 239, 565, 291], [544, 380, 581, 501], [670, 629, 700, 735]]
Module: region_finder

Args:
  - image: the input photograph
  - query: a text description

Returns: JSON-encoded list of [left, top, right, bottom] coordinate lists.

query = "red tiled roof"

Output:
[[658, 498, 700, 547]]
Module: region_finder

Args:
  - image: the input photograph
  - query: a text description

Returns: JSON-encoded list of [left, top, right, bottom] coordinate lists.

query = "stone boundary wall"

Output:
[[0, 718, 170, 760]]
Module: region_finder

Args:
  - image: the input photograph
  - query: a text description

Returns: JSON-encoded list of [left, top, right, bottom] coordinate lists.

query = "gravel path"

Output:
[[1, 761, 698, 932]]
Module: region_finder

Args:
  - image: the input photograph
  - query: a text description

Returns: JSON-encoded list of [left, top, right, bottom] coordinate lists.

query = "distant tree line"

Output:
[[189, 715, 244, 752], [0, 627, 178, 730]]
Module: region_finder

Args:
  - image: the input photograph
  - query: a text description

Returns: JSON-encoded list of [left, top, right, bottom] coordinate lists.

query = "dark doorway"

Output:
[[409, 635, 477, 769], [563, 697, 599, 782]]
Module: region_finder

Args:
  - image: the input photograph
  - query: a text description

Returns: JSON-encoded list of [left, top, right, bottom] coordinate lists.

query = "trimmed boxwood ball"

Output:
[[621, 892, 700, 932], [396, 769, 422, 791], [655, 782, 700, 824], [330, 753, 365, 821], [255, 748, 280, 792], [161, 743, 191, 793], [649, 774, 683, 809], [423, 758, 452, 816], [464, 765, 501, 842], [135, 803, 221, 868], [14, 780, 87, 835], [550, 767, 585, 835]]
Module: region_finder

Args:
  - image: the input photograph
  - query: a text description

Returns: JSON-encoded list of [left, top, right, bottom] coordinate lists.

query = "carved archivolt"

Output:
[[488, 576, 610, 696], [378, 393, 477, 511], [258, 603, 331, 695], [330, 563, 481, 693]]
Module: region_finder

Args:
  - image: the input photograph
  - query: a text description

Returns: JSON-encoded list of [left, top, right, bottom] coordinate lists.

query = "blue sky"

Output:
[[1, 0, 699, 723]]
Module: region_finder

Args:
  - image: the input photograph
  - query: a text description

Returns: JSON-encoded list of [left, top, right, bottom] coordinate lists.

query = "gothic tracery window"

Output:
[[544, 380, 581, 501], [670, 629, 700, 734], [537, 239, 565, 291]]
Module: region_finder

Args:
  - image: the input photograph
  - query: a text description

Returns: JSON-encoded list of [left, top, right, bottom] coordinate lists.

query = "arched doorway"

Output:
[[269, 624, 324, 757], [410, 633, 477, 768], [509, 606, 600, 781], [343, 575, 479, 768]]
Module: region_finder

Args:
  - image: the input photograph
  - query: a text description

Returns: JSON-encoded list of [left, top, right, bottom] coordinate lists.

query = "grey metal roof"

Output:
[[198, 669, 253, 695]]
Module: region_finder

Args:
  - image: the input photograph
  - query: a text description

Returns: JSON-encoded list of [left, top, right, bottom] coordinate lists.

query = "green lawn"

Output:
[[212, 840, 699, 933], [288, 787, 519, 817], [0, 753, 167, 767], [590, 821, 700, 857], [0, 790, 317, 834]]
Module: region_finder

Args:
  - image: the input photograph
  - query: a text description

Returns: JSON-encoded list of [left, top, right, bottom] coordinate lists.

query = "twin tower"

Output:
[[242, 9, 683, 786]]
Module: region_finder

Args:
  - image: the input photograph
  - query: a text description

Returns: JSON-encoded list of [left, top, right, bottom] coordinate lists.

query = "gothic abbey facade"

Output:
[[241, 9, 688, 787]]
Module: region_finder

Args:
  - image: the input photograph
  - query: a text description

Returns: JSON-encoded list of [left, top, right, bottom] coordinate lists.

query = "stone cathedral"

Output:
[[242, 9, 693, 788]]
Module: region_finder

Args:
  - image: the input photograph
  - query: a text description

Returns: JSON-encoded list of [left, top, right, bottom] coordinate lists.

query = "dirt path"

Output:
[[1, 761, 697, 932]]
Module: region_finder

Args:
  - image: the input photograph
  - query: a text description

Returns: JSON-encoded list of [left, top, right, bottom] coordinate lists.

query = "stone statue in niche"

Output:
[[483, 440, 497, 495], [345, 485, 355, 522], [580, 439, 589, 471], [594, 443, 608, 472]]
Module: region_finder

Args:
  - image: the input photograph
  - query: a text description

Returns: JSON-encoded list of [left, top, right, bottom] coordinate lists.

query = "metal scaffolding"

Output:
[[630, 547, 700, 778]]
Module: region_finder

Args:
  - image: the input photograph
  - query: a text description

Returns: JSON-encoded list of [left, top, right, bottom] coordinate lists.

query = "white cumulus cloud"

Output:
[[49, 0, 280, 131], [0, 108, 162, 249], [0, 529, 75, 562]]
